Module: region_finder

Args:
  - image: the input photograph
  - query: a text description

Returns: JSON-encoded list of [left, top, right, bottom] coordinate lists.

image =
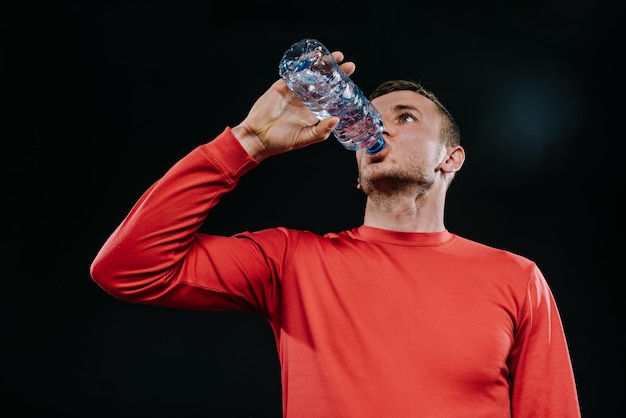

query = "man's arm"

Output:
[[89, 50, 355, 311], [508, 265, 581, 417], [90, 128, 268, 310]]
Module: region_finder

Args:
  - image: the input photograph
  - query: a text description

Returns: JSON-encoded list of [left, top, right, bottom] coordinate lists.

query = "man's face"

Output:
[[356, 90, 448, 195]]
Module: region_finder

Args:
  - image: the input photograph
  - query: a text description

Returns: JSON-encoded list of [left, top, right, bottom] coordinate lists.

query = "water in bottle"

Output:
[[278, 38, 385, 153]]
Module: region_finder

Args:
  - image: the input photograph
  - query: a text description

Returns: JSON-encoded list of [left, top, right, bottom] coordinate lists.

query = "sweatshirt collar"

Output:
[[353, 225, 454, 246]]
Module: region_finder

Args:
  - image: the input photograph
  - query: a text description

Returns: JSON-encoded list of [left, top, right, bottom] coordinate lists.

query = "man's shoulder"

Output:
[[451, 233, 536, 268]]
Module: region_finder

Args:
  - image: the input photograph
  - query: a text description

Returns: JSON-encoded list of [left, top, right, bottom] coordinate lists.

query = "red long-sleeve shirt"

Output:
[[91, 127, 580, 417]]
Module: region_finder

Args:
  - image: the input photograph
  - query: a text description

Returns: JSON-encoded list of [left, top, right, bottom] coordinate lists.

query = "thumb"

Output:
[[295, 116, 340, 149], [315, 116, 340, 139]]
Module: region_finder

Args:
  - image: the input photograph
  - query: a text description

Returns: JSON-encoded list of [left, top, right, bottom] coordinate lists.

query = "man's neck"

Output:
[[362, 194, 446, 233]]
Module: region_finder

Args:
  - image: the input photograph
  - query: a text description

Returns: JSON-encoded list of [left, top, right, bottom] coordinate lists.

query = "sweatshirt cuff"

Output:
[[200, 127, 260, 180]]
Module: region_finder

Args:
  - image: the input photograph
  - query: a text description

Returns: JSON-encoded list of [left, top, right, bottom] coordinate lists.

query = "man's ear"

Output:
[[440, 146, 465, 173]]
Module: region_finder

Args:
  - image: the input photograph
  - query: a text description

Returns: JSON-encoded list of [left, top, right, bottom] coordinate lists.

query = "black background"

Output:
[[2, 1, 623, 416]]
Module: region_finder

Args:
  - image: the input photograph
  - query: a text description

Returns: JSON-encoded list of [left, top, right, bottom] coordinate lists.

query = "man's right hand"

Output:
[[232, 51, 356, 162]]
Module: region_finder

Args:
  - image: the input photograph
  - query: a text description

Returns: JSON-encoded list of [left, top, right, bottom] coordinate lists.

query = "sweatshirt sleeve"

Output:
[[508, 264, 581, 417], [89, 127, 282, 318]]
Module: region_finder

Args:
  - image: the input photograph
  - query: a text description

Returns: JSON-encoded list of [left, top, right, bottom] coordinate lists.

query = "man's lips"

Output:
[[366, 146, 389, 163]]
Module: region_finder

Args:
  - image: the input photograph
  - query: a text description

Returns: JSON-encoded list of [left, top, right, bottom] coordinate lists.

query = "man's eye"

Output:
[[399, 113, 416, 123]]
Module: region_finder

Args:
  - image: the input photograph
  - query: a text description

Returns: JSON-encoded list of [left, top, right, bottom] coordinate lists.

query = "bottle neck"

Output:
[[366, 137, 386, 154]]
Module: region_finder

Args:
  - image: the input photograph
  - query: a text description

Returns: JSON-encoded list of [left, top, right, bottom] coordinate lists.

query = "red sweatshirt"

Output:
[[91, 128, 580, 417]]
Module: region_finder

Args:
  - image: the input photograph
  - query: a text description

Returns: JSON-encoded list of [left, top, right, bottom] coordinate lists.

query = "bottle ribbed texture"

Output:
[[279, 39, 385, 153]]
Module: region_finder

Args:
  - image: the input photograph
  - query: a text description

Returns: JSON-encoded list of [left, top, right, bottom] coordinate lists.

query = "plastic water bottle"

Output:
[[278, 38, 386, 154]]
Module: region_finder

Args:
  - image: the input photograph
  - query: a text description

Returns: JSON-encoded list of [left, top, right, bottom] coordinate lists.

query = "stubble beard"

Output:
[[358, 165, 434, 201]]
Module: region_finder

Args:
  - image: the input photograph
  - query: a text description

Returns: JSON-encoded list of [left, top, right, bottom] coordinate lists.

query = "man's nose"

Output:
[[380, 116, 393, 137]]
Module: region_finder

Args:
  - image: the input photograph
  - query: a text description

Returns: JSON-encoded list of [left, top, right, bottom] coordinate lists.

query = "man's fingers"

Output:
[[316, 116, 339, 138], [340, 61, 356, 76], [332, 50, 356, 76], [331, 51, 344, 62]]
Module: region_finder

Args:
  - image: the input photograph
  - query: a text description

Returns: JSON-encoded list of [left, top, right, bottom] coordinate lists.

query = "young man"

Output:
[[90, 51, 580, 417]]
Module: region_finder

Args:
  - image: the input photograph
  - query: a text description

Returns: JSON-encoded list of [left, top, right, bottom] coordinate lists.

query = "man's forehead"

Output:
[[372, 90, 438, 113]]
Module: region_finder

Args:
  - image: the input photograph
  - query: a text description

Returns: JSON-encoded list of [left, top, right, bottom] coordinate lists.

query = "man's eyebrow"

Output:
[[391, 104, 423, 115]]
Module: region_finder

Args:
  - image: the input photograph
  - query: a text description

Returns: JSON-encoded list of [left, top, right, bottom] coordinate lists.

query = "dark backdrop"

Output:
[[3, 1, 623, 417]]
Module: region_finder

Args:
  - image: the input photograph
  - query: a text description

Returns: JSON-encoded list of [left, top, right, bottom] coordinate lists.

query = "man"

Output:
[[90, 50, 580, 417]]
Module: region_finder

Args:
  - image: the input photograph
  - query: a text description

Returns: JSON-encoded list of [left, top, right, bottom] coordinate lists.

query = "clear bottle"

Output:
[[278, 38, 385, 154]]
